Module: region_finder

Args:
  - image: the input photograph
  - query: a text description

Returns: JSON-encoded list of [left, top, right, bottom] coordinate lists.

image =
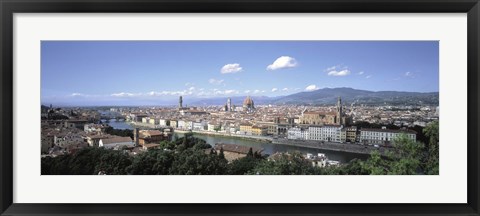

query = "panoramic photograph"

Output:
[[40, 41, 439, 175]]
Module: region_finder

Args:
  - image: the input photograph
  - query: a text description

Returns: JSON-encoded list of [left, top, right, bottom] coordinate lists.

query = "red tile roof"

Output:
[[214, 143, 263, 154], [101, 136, 133, 144]]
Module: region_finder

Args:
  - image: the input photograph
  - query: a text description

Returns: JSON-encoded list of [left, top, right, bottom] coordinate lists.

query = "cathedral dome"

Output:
[[242, 96, 255, 113], [243, 96, 254, 106]]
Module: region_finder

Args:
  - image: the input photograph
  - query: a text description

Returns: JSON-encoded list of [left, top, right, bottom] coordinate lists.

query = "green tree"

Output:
[[126, 149, 174, 175], [192, 142, 211, 150], [94, 150, 132, 175], [41, 154, 72, 175], [159, 140, 176, 150], [104, 126, 134, 139], [389, 134, 424, 175], [360, 134, 425, 175], [322, 158, 370, 175], [423, 121, 439, 174], [246, 148, 254, 158], [182, 136, 188, 146], [249, 160, 281, 175], [69, 148, 105, 174], [362, 150, 389, 175], [169, 149, 228, 175], [251, 152, 313, 175], [253, 151, 263, 159], [176, 144, 187, 152], [218, 147, 225, 160], [209, 148, 216, 155], [228, 156, 260, 175], [42, 147, 133, 175]]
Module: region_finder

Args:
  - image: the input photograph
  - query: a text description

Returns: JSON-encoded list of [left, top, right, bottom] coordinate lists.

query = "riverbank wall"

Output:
[[272, 138, 388, 155], [129, 122, 158, 129]]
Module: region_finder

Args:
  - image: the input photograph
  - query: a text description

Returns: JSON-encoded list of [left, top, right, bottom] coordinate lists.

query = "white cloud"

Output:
[[209, 78, 224, 85], [69, 93, 104, 98], [147, 90, 196, 97], [221, 63, 243, 74], [358, 71, 364, 75], [225, 90, 238, 94], [110, 88, 245, 99], [325, 65, 351, 76], [267, 56, 298, 70], [185, 82, 193, 86], [366, 75, 372, 79], [71, 93, 85, 97], [108, 86, 281, 99], [282, 88, 289, 91], [326, 66, 337, 71], [147, 91, 158, 96], [305, 85, 319, 92], [327, 69, 351, 76], [111, 92, 140, 97], [405, 71, 414, 77], [214, 89, 239, 95], [148, 91, 174, 96]]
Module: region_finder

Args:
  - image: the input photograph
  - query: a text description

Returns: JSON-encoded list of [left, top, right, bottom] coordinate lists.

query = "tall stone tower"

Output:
[[133, 128, 139, 146], [227, 97, 232, 111], [179, 96, 183, 109], [337, 97, 343, 125]]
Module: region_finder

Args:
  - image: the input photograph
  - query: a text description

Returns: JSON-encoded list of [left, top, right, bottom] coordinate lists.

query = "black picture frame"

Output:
[[1, 0, 479, 215]]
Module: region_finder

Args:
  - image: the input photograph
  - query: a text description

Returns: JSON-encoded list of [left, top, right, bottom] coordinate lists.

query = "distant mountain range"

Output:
[[190, 87, 439, 106], [189, 96, 279, 106], [272, 87, 439, 106]]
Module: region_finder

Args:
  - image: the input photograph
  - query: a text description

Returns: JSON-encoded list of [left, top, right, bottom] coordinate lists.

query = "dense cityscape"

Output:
[[41, 91, 439, 175], [41, 41, 439, 175]]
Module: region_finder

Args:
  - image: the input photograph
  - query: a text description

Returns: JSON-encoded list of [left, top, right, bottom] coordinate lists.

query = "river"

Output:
[[176, 134, 369, 163], [108, 119, 369, 163], [105, 119, 134, 130]]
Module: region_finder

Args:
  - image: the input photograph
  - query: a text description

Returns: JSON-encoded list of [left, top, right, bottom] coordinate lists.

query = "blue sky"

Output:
[[41, 41, 438, 106]]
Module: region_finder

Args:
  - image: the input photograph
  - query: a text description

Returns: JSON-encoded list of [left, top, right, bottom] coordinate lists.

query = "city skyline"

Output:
[[41, 41, 439, 106]]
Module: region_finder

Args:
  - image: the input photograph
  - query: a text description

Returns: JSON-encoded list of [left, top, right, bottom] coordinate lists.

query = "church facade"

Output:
[[299, 97, 349, 126]]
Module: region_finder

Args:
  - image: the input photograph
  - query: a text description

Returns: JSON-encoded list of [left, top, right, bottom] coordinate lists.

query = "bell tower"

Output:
[[227, 98, 232, 112], [337, 97, 343, 125], [134, 128, 139, 146], [179, 96, 183, 109]]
